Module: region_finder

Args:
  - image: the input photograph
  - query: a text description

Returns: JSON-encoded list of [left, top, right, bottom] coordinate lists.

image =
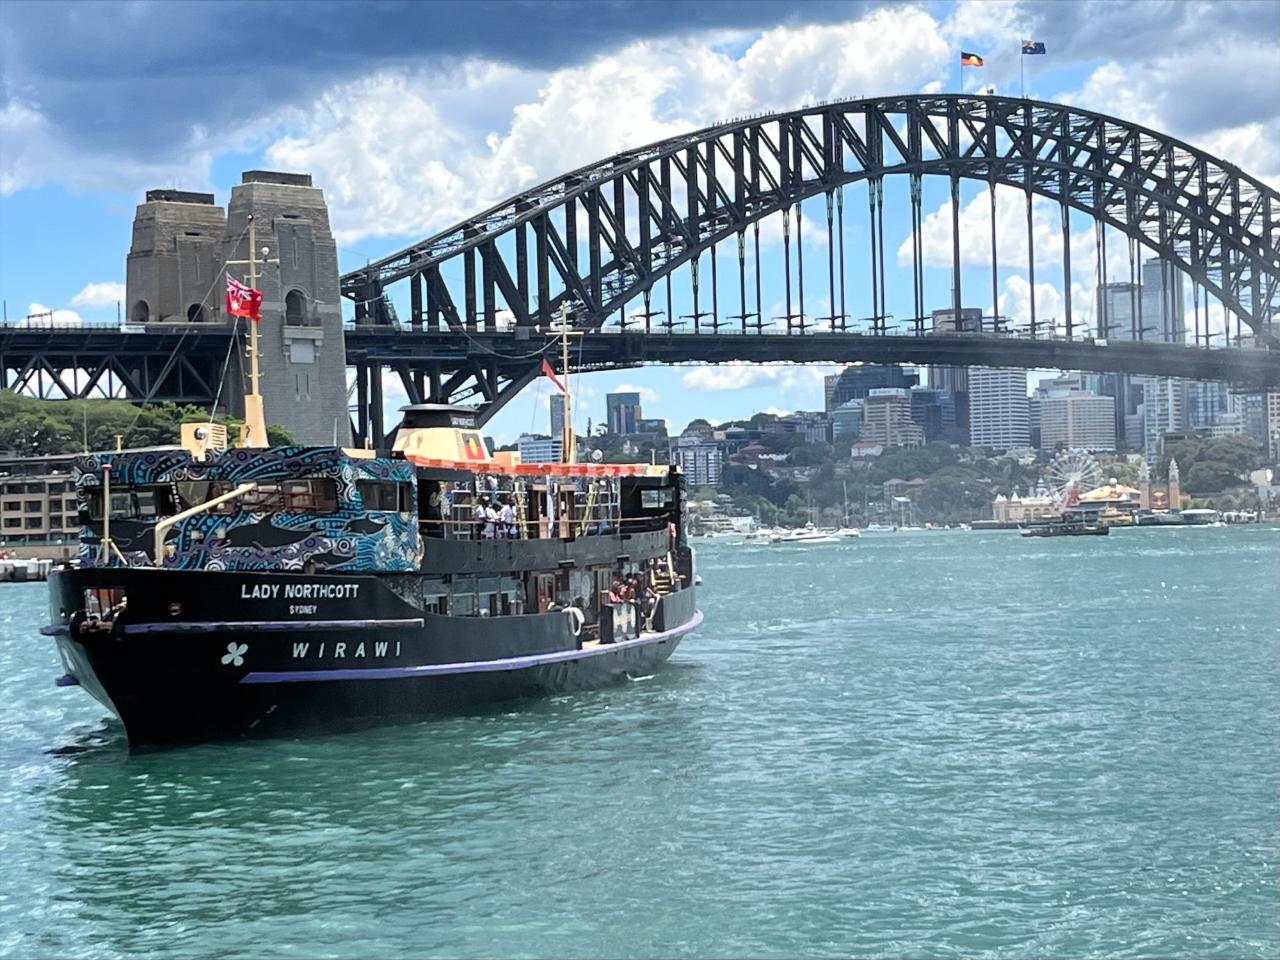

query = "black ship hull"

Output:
[[46, 568, 699, 747]]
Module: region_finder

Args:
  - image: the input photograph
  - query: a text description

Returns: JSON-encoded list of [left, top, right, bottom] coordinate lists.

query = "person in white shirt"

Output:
[[499, 497, 517, 539], [483, 502, 501, 539]]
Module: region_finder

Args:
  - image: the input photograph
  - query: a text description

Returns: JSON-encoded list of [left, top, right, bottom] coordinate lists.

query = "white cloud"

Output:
[[997, 276, 1062, 331], [20, 301, 83, 327], [681, 363, 829, 392], [1062, 43, 1280, 188], [70, 281, 126, 308], [266, 7, 954, 244]]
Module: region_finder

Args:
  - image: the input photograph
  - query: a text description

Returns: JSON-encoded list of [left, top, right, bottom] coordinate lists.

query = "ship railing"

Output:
[[418, 514, 671, 541]]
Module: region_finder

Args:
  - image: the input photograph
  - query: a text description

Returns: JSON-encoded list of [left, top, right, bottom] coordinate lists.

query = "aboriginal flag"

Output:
[[960, 51, 985, 67]]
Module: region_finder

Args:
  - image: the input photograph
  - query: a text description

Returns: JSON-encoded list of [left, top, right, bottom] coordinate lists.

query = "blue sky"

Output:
[[2, 0, 1277, 442]]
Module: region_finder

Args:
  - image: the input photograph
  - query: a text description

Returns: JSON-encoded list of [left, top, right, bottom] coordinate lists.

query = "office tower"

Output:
[[549, 394, 566, 438], [1141, 258, 1186, 344], [861, 389, 925, 448], [968, 367, 1030, 450], [825, 365, 918, 412], [927, 306, 983, 431], [606, 392, 641, 435], [1039, 394, 1117, 451], [1141, 377, 1190, 465], [908, 387, 955, 443], [831, 399, 864, 440]]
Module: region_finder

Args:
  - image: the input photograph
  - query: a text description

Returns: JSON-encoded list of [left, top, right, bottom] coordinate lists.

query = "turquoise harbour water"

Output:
[[1, 527, 1278, 959]]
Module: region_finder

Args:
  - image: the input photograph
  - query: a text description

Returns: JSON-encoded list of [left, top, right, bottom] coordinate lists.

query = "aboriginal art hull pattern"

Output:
[[75, 447, 420, 573]]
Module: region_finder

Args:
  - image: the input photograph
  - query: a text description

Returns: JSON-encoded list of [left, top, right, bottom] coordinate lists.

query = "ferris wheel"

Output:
[[1044, 449, 1103, 506]]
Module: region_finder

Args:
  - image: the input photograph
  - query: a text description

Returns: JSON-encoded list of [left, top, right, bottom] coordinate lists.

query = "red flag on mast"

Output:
[[226, 273, 264, 321], [541, 356, 566, 393]]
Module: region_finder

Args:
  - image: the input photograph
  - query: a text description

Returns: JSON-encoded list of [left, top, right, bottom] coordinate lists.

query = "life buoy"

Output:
[[564, 606, 584, 637]]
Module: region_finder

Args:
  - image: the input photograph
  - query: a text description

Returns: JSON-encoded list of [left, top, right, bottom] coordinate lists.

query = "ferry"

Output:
[[1018, 517, 1110, 537], [40, 295, 699, 747]]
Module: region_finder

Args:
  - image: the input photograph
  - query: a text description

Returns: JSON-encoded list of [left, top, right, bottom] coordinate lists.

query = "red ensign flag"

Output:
[[541, 357, 566, 393], [226, 274, 264, 321]]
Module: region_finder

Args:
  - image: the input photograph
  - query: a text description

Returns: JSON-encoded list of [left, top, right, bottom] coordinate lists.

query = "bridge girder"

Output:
[[340, 95, 1279, 421], [343, 96, 1277, 378]]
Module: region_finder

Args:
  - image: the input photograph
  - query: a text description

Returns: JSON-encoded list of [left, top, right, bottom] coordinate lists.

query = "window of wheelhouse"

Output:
[[226, 478, 339, 514], [82, 484, 173, 523], [358, 479, 413, 514]]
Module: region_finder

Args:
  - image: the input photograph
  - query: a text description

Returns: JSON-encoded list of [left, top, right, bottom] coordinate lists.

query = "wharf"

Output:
[[0, 558, 54, 583]]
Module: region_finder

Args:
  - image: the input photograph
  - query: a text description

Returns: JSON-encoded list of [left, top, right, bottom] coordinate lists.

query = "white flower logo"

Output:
[[221, 642, 249, 666]]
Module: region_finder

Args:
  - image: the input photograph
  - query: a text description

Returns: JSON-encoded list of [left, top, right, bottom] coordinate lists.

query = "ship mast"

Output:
[[225, 214, 277, 448], [550, 303, 582, 464]]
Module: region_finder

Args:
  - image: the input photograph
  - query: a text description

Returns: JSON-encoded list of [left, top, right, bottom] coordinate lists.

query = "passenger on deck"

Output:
[[499, 496, 517, 538], [608, 578, 623, 603], [478, 495, 497, 539]]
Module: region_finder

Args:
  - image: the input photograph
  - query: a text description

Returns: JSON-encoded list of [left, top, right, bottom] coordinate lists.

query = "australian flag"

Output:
[[1022, 39, 1046, 55]]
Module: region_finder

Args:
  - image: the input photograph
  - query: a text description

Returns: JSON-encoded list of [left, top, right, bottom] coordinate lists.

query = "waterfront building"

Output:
[[1039, 394, 1117, 452], [606, 392, 641, 435], [516, 434, 564, 463], [677, 437, 723, 486], [825, 365, 918, 412], [0, 453, 80, 549], [831, 399, 864, 440], [991, 492, 1057, 524], [862, 389, 925, 449], [968, 367, 1030, 451], [1138, 459, 1182, 511]]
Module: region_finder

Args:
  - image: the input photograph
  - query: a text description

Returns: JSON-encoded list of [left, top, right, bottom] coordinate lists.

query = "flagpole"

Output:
[[1020, 41, 1025, 98], [243, 215, 268, 448]]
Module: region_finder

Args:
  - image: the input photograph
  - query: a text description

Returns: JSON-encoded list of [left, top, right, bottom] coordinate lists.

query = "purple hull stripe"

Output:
[[40, 624, 71, 637], [123, 618, 425, 635], [240, 609, 703, 684]]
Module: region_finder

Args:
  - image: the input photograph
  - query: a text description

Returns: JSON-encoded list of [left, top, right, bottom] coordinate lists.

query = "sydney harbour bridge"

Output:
[[2, 94, 1277, 444]]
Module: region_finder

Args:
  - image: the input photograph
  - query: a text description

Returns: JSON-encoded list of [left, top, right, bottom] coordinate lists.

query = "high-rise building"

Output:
[[908, 387, 955, 443], [549, 394, 566, 438], [1141, 258, 1186, 343], [1039, 394, 1116, 451], [606, 392, 641, 435], [1189, 381, 1231, 430], [1266, 392, 1280, 460], [927, 307, 983, 432], [1140, 377, 1189, 465], [862, 389, 925, 448], [677, 437, 722, 486], [968, 367, 1029, 450], [517, 434, 564, 463], [825, 365, 918, 412], [831, 399, 864, 440], [1096, 281, 1140, 341]]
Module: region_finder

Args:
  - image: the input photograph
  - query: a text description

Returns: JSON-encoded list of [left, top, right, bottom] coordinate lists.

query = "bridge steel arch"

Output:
[[349, 95, 1274, 427]]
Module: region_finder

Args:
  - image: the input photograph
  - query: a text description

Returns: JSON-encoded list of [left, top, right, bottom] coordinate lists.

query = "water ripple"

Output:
[[0, 527, 1277, 957]]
